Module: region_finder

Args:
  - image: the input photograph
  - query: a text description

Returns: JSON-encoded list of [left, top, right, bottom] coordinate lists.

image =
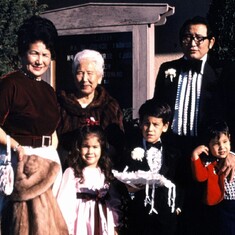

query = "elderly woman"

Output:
[[0, 16, 68, 234], [57, 49, 124, 168]]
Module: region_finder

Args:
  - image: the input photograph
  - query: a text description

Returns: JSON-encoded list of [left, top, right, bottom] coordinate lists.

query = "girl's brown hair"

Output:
[[68, 125, 114, 183]]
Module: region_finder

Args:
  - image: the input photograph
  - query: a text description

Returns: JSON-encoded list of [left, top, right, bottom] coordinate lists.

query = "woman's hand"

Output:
[[218, 152, 235, 182], [0, 128, 24, 161]]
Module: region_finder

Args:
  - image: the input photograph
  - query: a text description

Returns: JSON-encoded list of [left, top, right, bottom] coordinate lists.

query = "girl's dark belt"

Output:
[[76, 192, 108, 204]]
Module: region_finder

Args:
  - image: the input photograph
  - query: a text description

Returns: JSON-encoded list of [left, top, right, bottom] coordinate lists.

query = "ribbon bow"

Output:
[[146, 141, 162, 150], [181, 59, 202, 74], [85, 117, 100, 126]]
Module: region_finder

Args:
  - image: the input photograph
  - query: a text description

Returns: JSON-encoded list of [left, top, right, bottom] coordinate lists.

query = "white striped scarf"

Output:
[[172, 70, 202, 136]]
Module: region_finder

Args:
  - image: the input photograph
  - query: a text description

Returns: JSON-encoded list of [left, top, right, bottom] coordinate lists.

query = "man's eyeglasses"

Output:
[[182, 34, 209, 45]]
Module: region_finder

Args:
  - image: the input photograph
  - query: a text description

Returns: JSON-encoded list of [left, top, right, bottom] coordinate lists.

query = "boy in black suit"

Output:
[[122, 99, 183, 235]]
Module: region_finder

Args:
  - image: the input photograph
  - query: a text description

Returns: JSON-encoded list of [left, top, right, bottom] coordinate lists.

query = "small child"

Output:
[[191, 120, 235, 234], [57, 124, 122, 235], [117, 99, 183, 235]]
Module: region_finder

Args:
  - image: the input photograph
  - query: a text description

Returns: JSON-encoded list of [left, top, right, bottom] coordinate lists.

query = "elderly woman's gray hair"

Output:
[[72, 49, 105, 77]]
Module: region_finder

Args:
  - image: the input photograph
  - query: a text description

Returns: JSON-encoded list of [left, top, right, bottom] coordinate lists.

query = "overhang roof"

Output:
[[42, 2, 174, 33]]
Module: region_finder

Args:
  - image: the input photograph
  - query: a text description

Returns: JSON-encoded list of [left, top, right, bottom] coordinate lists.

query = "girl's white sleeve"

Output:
[[56, 168, 77, 235]]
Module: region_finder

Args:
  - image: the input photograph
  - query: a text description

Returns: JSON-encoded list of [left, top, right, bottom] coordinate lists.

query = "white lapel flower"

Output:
[[131, 147, 145, 162], [165, 68, 177, 82]]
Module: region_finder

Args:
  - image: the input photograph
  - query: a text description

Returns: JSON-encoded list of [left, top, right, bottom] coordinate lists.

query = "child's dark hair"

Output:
[[68, 125, 114, 183], [138, 99, 172, 124], [204, 120, 230, 145]]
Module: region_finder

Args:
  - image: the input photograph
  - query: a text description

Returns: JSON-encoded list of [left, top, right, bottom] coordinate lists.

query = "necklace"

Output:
[[19, 68, 41, 81]]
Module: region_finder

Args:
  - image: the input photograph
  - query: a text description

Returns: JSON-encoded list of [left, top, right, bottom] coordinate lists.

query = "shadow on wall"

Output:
[[154, 53, 183, 78]]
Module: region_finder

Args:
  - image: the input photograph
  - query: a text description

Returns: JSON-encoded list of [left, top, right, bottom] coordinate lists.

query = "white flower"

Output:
[[165, 68, 177, 82], [131, 147, 145, 162]]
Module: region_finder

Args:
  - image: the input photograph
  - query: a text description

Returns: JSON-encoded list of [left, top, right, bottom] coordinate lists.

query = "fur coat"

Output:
[[1, 155, 68, 235], [57, 85, 125, 167], [57, 85, 124, 136]]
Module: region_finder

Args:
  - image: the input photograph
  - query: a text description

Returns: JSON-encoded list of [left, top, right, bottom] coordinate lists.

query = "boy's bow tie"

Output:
[[146, 141, 162, 150], [181, 59, 202, 73]]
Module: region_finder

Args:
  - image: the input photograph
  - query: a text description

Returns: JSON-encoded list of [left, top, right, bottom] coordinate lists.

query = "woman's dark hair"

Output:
[[179, 16, 214, 44], [17, 15, 58, 59], [68, 125, 114, 183], [204, 120, 230, 145], [138, 99, 172, 125]]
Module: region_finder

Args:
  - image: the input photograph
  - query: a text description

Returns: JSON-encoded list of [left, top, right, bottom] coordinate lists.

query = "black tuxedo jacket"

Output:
[[153, 56, 223, 137], [219, 62, 235, 146], [123, 139, 184, 215]]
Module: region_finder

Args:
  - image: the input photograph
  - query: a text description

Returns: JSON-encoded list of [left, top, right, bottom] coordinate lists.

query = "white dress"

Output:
[[57, 167, 120, 235]]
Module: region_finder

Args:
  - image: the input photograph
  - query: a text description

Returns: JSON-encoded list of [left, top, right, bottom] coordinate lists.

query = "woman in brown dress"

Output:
[[0, 15, 68, 235]]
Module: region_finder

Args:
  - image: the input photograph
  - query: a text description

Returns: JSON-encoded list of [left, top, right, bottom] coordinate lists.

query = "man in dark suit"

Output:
[[120, 99, 183, 235], [154, 16, 221, 141], [153, 16, 235, 235]]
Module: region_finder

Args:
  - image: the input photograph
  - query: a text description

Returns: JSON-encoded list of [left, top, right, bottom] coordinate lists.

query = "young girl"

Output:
[[57, 124, 122, 235], [191, 121, 235, 235]]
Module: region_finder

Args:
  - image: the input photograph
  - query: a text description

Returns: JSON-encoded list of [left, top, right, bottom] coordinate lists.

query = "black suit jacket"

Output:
[[153, 56, 223, 138], [122, 139, 184, 234], [219, 61, 235, 148], [123, 139, 184, 213]]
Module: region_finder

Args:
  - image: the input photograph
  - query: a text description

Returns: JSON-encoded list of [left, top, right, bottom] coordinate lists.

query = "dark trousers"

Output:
[[163, 132, 215, 235], [218, 200, 235, 235]]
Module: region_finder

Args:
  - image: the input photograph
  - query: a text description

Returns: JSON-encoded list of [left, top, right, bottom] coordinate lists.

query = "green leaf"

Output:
[[0, 0, 47, 76]]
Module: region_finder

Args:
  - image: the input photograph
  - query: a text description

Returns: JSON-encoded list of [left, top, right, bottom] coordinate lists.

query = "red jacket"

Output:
[[191, 158, 225, 205]]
